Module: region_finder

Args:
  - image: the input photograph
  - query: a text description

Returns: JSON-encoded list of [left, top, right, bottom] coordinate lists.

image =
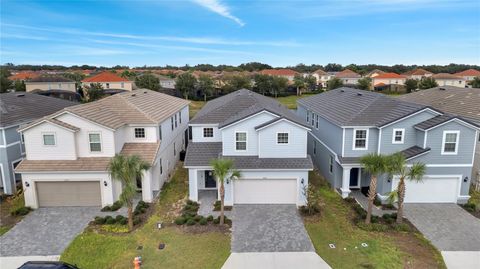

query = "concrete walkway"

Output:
[[222, 252, 331, 269], [198, 190, 231, 218], [350, 190, 396, 216]]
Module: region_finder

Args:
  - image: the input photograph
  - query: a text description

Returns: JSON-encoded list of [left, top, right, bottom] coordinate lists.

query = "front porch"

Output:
[[198, 189, 232, 218], [340, 167, 364, 198], [188, 169, 219, 202]]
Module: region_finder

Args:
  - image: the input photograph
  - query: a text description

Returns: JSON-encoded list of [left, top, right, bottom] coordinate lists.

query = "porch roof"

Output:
[[338, 145, 431, 166]]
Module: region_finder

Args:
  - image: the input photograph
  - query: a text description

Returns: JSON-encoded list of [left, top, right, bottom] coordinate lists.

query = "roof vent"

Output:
[[340, 89, 345, 92], [131, 93, 136, 97], [144, 91, 147, 94], [16, 94, 25, 97], [357, 93, 363, 96], [439, 87, 446, 91]]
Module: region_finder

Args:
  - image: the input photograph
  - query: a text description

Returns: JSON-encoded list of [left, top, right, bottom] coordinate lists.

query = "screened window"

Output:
[[174, 114, 178, 128], [159, 125, 162, 140], [134, 128, 145, 138], [235, 132, 247, 151], [354, 129, 367, 149], [43, 134, 55, 146], [313, 140, 316, 155], [392, 129, 404, 144], [174, 142, 176, 156], [442, 131, 459, 154], [277, 133, 289, 144], [160, 158, 163, 175], [203, 128, 213, 137], [89, 133, 102, 152], [179, 111, 182, 124]]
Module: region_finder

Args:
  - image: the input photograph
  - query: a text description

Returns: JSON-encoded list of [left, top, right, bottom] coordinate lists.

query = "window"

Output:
[[89, 133, 102, 152], [21, 134, 25, 144], [315, 114, 319, 129], [277, 133, 289, 144], [203, 128, 213, 137], [106, 83, 110, 89], [313, 140, 316, 155], [235, 132, 247, 151], [392, 128, 404, 144], [311, 112, 315, 126], [159, 125, 162, 140], [442, 131, 459, 155], [43, 133, 56, 146], [174, 142, 176, 156], [134, 128, 146, 138], [120, 82, 124, 88], [179, 111, 182, 124], [328, 156, 334, 173], [353, 129, 368, 150], [306, 111, 310, 123], [171, 117, 174, 130], [174, 114, 178, 128], [160, 158, 163, 175]]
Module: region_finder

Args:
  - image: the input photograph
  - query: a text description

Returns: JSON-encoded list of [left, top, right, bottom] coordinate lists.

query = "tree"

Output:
[[121, 70, 137, 80], [270, 76, 288, 97], [108, 154, 150, 231], [304, 75, 317, 91], [176, 72, 197, 99], [293, 74, 306, 95], [418, 77, 438, 89], [83, 83, 104, 102], [327, 77, 343, 90], [222, 75, 252, 93], [14, 80, 26, 91], [470, 76, 480, 88], [404, 78, 418, 93], [0, 67, 12, 93], [197, 74, 215, 101], [253, 74, 271, 95], [210, 158, 241, 225], [360, 153, 387, 224], [135, 73, 160, 91], [357, 77, 372, 91], [385, 153, 426, 224]]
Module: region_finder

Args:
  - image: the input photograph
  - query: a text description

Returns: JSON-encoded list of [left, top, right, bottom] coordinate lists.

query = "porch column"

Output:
[[188, 169, 198, 201], [340, 167, 352, 198], [142, 170, 153, 202]]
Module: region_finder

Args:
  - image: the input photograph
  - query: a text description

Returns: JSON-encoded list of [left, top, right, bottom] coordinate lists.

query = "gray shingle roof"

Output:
[[402, 146, 430, 160], [414, 115, 454, 130], [0, 92, 76, 127], [184, 142, 313, 170], [297, 87, 430, 127], [190, 89, 306, 128]]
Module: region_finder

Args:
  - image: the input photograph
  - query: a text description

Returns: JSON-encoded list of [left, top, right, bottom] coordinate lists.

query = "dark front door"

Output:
[[205, 171, 216, 188], [349, 168, 359, 188]]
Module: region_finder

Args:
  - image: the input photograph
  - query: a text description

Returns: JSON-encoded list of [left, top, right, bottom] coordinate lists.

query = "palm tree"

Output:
[[385, 152, 426, 224], [108, 154, 151, 231], [360, 153, 387, 224], [210, 158, 241, 225]]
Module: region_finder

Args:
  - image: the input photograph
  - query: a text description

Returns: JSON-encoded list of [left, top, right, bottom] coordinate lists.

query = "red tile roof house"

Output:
[[454, 69, 480, 84], [81, 71, 133, 92], [402, 68, 433, 80], [334, 69, 361, 85], [8, 72, 40, 81], [372, 72, 407, 92], [260, 69, 299, 82]]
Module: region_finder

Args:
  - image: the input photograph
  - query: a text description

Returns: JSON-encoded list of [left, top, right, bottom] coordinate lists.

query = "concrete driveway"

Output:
[[404, 204, 480, 269]]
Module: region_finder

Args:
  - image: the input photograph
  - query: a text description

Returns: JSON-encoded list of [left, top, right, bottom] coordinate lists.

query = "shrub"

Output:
[[110, 201, 123, 211], [373, 196, 382, 206], [207, 215, 214, 222], [182, 212, 195, 218], [10, 206, 32, 216], [213, 218, 220, 224], [194, 215, 202, 222], [100, 224, 129, 233], [101, 206, 111, 212], [175, 217, 186, 225], [94, 216, 106, 225], [463, 203, 476, 212], [199, 218, 208, 225], [133, 216, 141, 226], [115, 215, 125, 222], [186, 218, 196, 226], [357, 222, 388, 232], [385, 218, 395, 225], [138, 201, 147, 208], [344, 197, 356, 204], [119, 218, 128, 225], [394, 223, 411, 232], [371, 216, 379, 223], [382, 213, 393, 220], [105, 216, 116, 225]]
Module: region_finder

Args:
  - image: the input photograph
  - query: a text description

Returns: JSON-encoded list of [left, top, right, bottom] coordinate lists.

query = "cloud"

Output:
[[191, 0, 245, 26]]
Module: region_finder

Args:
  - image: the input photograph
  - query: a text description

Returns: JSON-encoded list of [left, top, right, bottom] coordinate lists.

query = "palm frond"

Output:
[[386, 189, 398, 204], [408, 162, 426, 182], [360, 153, 386, 175]]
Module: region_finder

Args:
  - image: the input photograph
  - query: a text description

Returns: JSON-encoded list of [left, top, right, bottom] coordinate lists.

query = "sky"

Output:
[[1, 0, 479, 67]]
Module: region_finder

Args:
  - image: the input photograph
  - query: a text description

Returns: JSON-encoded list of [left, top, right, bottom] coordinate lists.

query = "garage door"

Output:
[[36, 181, 102, 207], [234, 179, 297, 204], [392, 176, 459, 203]]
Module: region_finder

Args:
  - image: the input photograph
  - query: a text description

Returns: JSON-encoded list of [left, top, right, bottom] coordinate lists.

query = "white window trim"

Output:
[[42, 132, 56, 147], [88, 132, 103, 153], [235, 131, 247, 151], [392, 128, 405, 144], [441, 130, 460, 155], [276, 132, 289, 145], [134, 127, 146, 139], [203, 127, 214, 138], [352, 128, 369, 150]]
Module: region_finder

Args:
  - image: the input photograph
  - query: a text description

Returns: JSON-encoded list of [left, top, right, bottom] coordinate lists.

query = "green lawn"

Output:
[[189, 101, 205, 119], [469, 187, 480, 208], [61, 165, 231, 269], [275, 93, 316, 109], [305, 171, 445, 269]]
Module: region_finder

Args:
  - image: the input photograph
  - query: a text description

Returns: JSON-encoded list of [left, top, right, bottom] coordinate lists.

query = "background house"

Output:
[[403, 68, 433, 80], [372, 72, 407, 92], [335, 69, 361, 85], [432, 73, 466, 88], [25, 76, 76, 93], [81, 71, 133, 92], [454, 69, 480, 86], [260, 69, 299, 82], [311, 69, 333, 88]]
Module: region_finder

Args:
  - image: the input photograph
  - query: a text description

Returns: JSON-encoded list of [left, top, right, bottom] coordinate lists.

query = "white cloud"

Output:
[[191, 0, 245, 26]]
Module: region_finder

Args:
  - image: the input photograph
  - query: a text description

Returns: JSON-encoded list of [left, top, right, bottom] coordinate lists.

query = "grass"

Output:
[[0, 192, 28, 235], [61, 164, 231, 269], [468, 187, 480, 209], [0, 226, 10, 236], [275, 93, 316, 109], [189, 100, 205, 119], [304, 171, 446, 269]]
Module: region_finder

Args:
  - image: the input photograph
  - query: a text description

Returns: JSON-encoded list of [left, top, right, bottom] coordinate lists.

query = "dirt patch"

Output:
[[390, 232, 445, 269], [0, 192, 27, 229]]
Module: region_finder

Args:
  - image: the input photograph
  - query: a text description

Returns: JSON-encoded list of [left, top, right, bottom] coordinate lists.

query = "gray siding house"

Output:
[[297, 88, 479, 204], [0, 92, 76, 194]]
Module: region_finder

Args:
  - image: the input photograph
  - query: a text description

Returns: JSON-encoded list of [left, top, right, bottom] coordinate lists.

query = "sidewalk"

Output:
[[222, 252, 331, 269]]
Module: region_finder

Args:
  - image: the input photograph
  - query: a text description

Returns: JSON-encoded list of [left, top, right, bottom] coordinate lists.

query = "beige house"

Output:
[[82, 71, 133, 91], [311, 69, 334, 88], [454, 69, 480, 84], [432, 73, 466, 88], [25, 76, 76, 92], [403, 68, 433, 80]]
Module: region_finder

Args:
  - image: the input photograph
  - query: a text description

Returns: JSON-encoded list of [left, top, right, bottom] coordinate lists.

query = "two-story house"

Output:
[[25, 76, 76, 93], [311, 69, 334, 88], [335, 69, 361, 86], [432, 73, 466, 88], [402, 68, 433, 80], [260, 69, 299, 82], [454, 69, 480, 86], [16, 89, 189, 208], [184, 89, 313, 206], [0, 93, 76, 195], [298, 88, 478, 204], [81, 71, 133, 92]]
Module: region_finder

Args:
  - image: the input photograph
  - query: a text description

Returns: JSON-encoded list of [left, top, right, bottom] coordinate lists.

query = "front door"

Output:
[[205, 171, 216, 188], [349, 168, 360, 189]]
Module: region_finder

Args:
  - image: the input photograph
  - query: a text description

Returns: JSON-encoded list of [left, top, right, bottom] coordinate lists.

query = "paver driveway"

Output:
[[231, 204, 315, 252], [0, 207, 102, 257], [404, 204, 480, 251]]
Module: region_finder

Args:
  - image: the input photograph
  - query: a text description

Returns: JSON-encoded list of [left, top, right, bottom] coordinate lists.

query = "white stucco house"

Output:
[[81, 71, 133, 92], [184, 89, 313, 206], [16, 89, 189, 208], [432, 73, 466, 88]]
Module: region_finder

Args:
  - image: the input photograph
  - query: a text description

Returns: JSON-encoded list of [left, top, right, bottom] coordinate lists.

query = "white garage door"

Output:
[[392, 176, 459, 203], [234, 179, 297, 204], [36, 181, 102, 207]]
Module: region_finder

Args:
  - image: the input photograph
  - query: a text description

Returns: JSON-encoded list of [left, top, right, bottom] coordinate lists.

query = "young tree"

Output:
[[135, 73, 160, 91], [108, 154, 151, 231], [14, 80, 26, 92], [197, 74, 215, 101], [418, 77, 438, 89], [0, 67, 12, 93], [357, 77, 372, 91], [210, 158, 241, 225], [82, 83, 104, 102], [304, 75, 317, 91], [360, 153, 387, 224], [385, 153, 426, 224], [176, 72, 197, 99], [253, 74, 271, 95], [404, 78, 419, 93], [293, 74, 306, 95], [270, 76, 288, 97], [470, 76, 480, 88], [327, 77, 343, 90]]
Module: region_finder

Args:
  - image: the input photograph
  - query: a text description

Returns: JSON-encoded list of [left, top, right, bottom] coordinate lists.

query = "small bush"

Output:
[[110, 201, 123, 211], [100, 224, 129, 233], [182, 212, 195, 218], [213, 218, 220, 224], [373, 196, 382, 206], [10, 206, 32, 216], [119, 218, 128, 225], [371, 216, 379, 223], [394, 223, 411, 232], [115, 215, 125, 222], [138, 201, 147, 208], [382, 213, 393, 220], [344, 197, 356, 204], [194, 215, 202, 222], [385, 218, 395, 224], [463, 203, 476, 212], [100, 206, 111, 212], [199, 218, 208, 225], [357, 222, 388, 232], [186, 218, 196, 226], [133, 217, 141, 226], [94, 216, 106, 225], [175, 217, 186, 225], [187, 200, 198, 206], [105, 216, 116, 225], [383, 203, 396, 210], [207, 215, 214, 222]]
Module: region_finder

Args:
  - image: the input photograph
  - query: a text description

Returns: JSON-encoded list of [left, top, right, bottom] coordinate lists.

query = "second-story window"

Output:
[[43, 133, 56, 146], [353, 129, 368, 150], [121, 82, 124, 88], [311, 112, 315, 126], [174, 114, 178, 128], [179, 111, 182, 124], [135, 128, 146, 138], [306, 111, 309, 123], [442, 131, 459, 155], [159, 125, 162, 140], [392, 128, 404, 144], [277, 133, 289, 144], [171, 117, 174, 130], [329, 155, 334, 173], [89, 133, 102, 152], [315, 114, 319, 129], [235, 132, 247, 151], [203, 128, 213, 137], [106, 83, 110, 89]]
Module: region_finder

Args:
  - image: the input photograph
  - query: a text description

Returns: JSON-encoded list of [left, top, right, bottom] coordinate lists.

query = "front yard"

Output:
[[60, 164, 231, 269], [0, 192, 31, 236], [304, 171, 446, 269]]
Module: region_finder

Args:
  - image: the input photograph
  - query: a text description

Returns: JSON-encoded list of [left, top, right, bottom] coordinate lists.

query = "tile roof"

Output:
[[454, 69, 480, 77], [260, 69, 298, 76], [20, 89, 190, 130], [184, 142, 313, 169], [297, 87, 428, 127], [82, 71, 130, 82], [8, 72, 40, 81], [120, 142, 160, 165], [414, 114, 454, 130], [335, 69, 361, 78], [373, 72, 406, 79], [403, 68, 433, 76], [432, 73, 463, 80], [190, 89, 306, 128], [27, 76, 74, 83], [313, 69, 328, 75], [397, 86, 480, 125], [401, 146, 431, 160], [15, 157, 111, 172], [46, 118, 80, 131], [0, 92, 76, 127]]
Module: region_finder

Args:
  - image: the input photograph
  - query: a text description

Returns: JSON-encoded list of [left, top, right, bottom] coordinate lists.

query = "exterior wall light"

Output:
[[104, 181, 108, 187], [25, 182, 30, 187], [464, 176, 469, 183]]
